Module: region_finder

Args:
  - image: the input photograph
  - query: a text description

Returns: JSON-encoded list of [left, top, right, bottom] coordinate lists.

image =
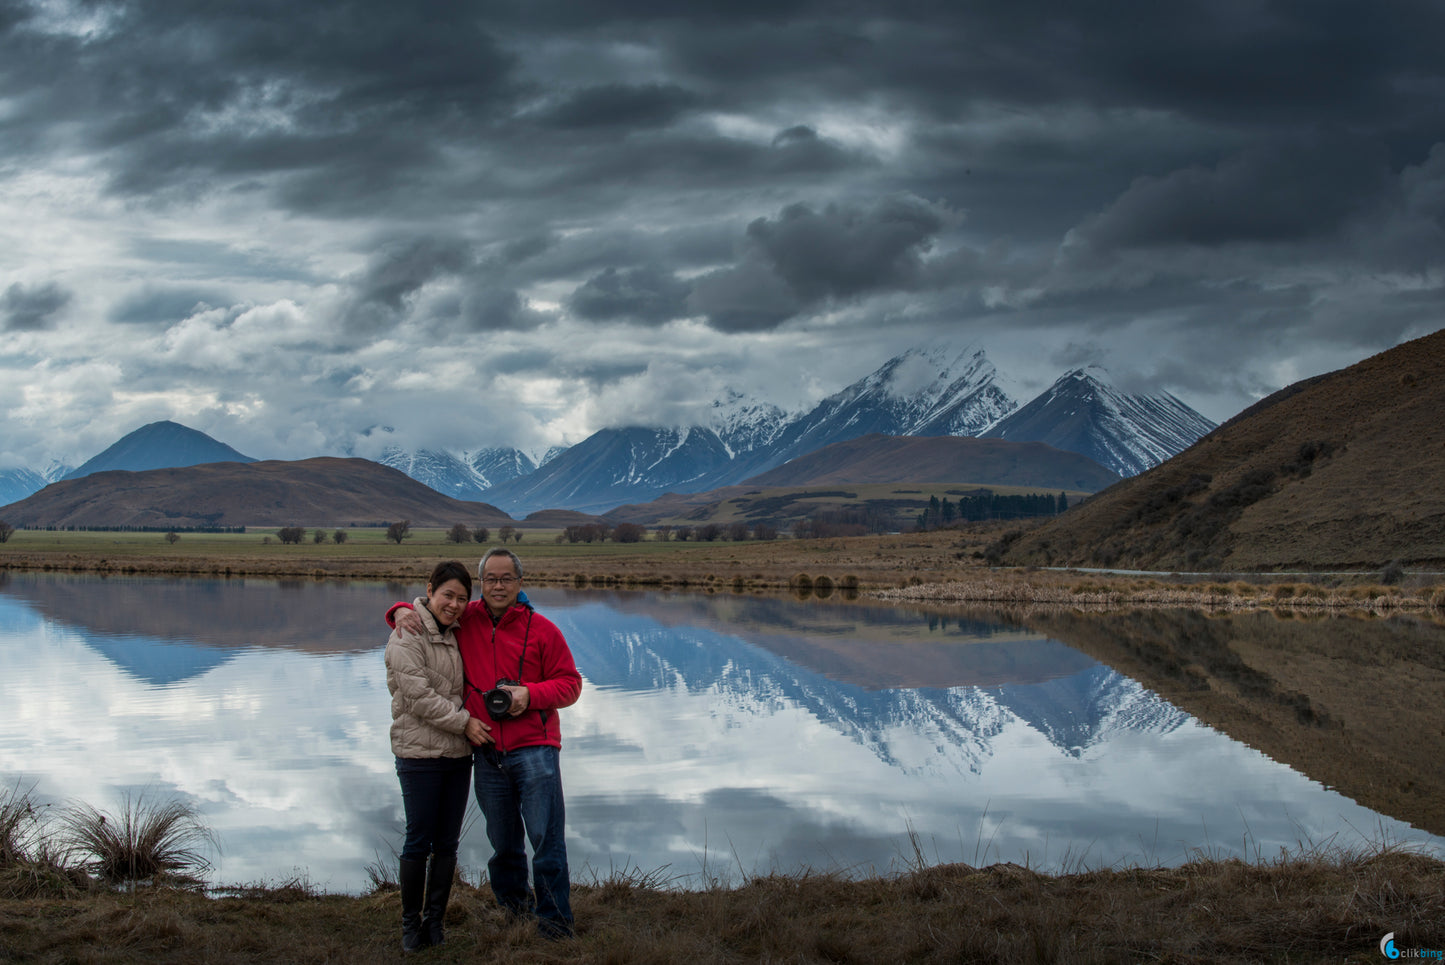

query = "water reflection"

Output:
[[0, 573, 1439, 894]]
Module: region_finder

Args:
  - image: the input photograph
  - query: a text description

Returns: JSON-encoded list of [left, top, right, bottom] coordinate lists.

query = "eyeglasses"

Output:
[[481, 575, 519, 586]]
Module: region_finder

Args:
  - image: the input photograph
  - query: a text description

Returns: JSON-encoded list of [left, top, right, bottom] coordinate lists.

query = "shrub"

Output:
[[789, 573, 813, 590]]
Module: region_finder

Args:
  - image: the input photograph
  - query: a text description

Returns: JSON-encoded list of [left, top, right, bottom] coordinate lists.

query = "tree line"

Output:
[[915, 491, 1068, 530]]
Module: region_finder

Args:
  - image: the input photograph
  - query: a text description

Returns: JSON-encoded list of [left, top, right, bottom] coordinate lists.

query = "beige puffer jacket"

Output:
[[385, 596, 472, 759]]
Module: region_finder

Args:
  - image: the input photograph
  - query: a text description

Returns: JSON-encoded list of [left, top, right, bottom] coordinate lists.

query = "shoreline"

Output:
[[3, 547, 1442, 614]]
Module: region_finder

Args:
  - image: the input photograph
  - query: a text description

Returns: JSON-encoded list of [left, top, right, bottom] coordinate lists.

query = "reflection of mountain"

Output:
[[0, 571, 412, 653], [77, 633, 235, 686], [544, 595, 1188, 776], [1025, 608, 1445, 836], [0, 572, 424, 685]]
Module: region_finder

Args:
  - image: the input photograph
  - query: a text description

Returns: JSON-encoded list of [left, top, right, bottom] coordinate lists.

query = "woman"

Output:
[[385, 560, 489, 952]]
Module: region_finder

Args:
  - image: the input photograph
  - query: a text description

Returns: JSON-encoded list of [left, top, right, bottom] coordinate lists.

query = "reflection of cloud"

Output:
[[1, 583, 1441, 895]]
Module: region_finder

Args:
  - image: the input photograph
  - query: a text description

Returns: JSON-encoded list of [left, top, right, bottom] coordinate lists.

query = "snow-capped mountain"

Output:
[[460, 347, 1218, 515], [0, 467, 55, 505], [467, 447, 538, 488], [759, 345, 1016, 470], [376, 445, 536, 501], [478, 425, 735, 517], [707, 388, 793, 458], [982, 366, 1216, 478]]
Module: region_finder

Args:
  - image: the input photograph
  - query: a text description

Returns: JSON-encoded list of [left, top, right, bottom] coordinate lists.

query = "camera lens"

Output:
[[484, 688, 512, 720]]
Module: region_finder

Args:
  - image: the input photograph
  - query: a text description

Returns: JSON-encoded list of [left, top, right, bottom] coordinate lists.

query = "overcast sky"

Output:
[[3, 0, 1443, 467]]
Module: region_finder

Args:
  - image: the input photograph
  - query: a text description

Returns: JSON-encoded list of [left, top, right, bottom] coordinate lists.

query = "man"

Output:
[[390, 548, 582, 939]]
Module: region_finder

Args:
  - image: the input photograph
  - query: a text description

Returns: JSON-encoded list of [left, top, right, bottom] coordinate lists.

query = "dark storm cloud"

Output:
[[688, 195, 950, 331], [1076, 137, 1394, 249], [535, 83, 701, 129], [1, 281, 71, 331], [0, 0, 515, 204], [341, 237, 474, 333], [568, 266, 692, 325], [5, 0, 1445, 458]]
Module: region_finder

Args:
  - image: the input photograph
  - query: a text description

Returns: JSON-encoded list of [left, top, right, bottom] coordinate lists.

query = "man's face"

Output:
[[480, 555, 522, 615]]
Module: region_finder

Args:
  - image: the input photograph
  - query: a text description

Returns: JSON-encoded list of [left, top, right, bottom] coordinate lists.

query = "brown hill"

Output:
[[1000, 327, 1445, 571], [0, 457, 516, 529], [742, 433, 1120, 490]]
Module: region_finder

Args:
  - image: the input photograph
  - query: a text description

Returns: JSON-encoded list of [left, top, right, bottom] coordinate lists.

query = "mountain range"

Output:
[[467, 346, 1213, 515], [998, 327, 1445, 570], [0, 344, 1215, 517]]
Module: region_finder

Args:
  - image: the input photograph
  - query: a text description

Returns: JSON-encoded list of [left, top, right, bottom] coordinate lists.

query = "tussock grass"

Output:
[[59, 793, 217, 887]]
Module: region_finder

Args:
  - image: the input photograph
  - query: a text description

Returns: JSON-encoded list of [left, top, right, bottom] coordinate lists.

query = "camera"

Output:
[[483, 679, 521, 721]]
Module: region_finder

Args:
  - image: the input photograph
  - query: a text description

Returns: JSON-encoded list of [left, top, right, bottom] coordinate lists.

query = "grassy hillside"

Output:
[[606, 482, 1088, 530], [999, 327, 1445, 571], [0, 458, 515, 530]]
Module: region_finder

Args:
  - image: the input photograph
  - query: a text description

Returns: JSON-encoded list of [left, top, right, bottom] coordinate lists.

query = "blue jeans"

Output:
[[473, 744, 572, 931], [395, 755, 472, 861]]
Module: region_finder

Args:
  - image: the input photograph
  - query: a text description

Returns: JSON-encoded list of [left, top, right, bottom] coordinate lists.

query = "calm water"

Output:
[[1, 572, 1439, 893]]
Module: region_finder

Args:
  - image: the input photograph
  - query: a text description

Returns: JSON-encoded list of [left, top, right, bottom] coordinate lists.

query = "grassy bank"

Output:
[[3, 850, 1442, 964], [4, 526, 1444, 611], [3, 784, 1441, 964]]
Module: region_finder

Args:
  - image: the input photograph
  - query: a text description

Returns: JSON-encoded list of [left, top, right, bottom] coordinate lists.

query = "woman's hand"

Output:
[[465, 716, 492, 746]]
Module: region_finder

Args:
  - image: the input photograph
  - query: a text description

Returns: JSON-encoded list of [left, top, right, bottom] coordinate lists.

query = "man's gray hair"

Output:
[[479, 547, 522, 579]]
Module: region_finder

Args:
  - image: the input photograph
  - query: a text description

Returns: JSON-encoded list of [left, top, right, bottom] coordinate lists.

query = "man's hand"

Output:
[[500, 684, 530, 717], [395, 608, 424, 635], [465, 716, 492, 746]]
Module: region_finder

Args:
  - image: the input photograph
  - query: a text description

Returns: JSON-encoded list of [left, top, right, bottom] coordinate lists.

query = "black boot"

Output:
[[422, 854, 457, 948], [399, 857, 428, 953]]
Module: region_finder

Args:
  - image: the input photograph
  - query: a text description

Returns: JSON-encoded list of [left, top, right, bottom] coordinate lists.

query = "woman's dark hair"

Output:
[[427, 560, 472, 599]]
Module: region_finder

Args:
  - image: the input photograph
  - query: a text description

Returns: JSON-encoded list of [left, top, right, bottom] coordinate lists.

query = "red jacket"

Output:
[[389, 599, 582, 753]]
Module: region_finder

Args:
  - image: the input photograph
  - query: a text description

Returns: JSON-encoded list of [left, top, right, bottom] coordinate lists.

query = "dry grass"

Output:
[[0, 844, 1440, 963], [57, 794, 217, 888], [5, 788, 1442, 961], [873, 574, 1445, 614]]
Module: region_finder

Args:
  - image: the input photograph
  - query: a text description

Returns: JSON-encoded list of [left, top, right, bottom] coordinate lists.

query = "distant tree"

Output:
[[514, 531, 524, 543], [653, 525, 672, 542], [333, 529, 348, 544], [697, 523, 722, 542], [313, 528, 328, 544], [0, 521, 13, 543], [474, 527, 490, 544], [277, 526, 306, 545], [386, 520, 412, 545], [447, 523, 472, 544], [613, 522, 646, 543], [753, 523, 778, 541], [727, 522, 749, 542], [498, 525, 516, 544], [674, 525, 693, 542], [1056, 492, 1069, 514], [165, 531, 180, 545], [262, 536, 272, 545]]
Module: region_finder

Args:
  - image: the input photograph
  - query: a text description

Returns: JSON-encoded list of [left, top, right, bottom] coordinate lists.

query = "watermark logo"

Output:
[[1382, 932, 1445, 960]]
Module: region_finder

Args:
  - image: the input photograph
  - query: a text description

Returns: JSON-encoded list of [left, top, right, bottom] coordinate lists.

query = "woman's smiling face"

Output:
[[425, 578, 470, 627]]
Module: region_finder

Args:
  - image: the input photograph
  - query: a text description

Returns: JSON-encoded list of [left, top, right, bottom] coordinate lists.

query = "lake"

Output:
[[1, 571, 1439, 894]]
